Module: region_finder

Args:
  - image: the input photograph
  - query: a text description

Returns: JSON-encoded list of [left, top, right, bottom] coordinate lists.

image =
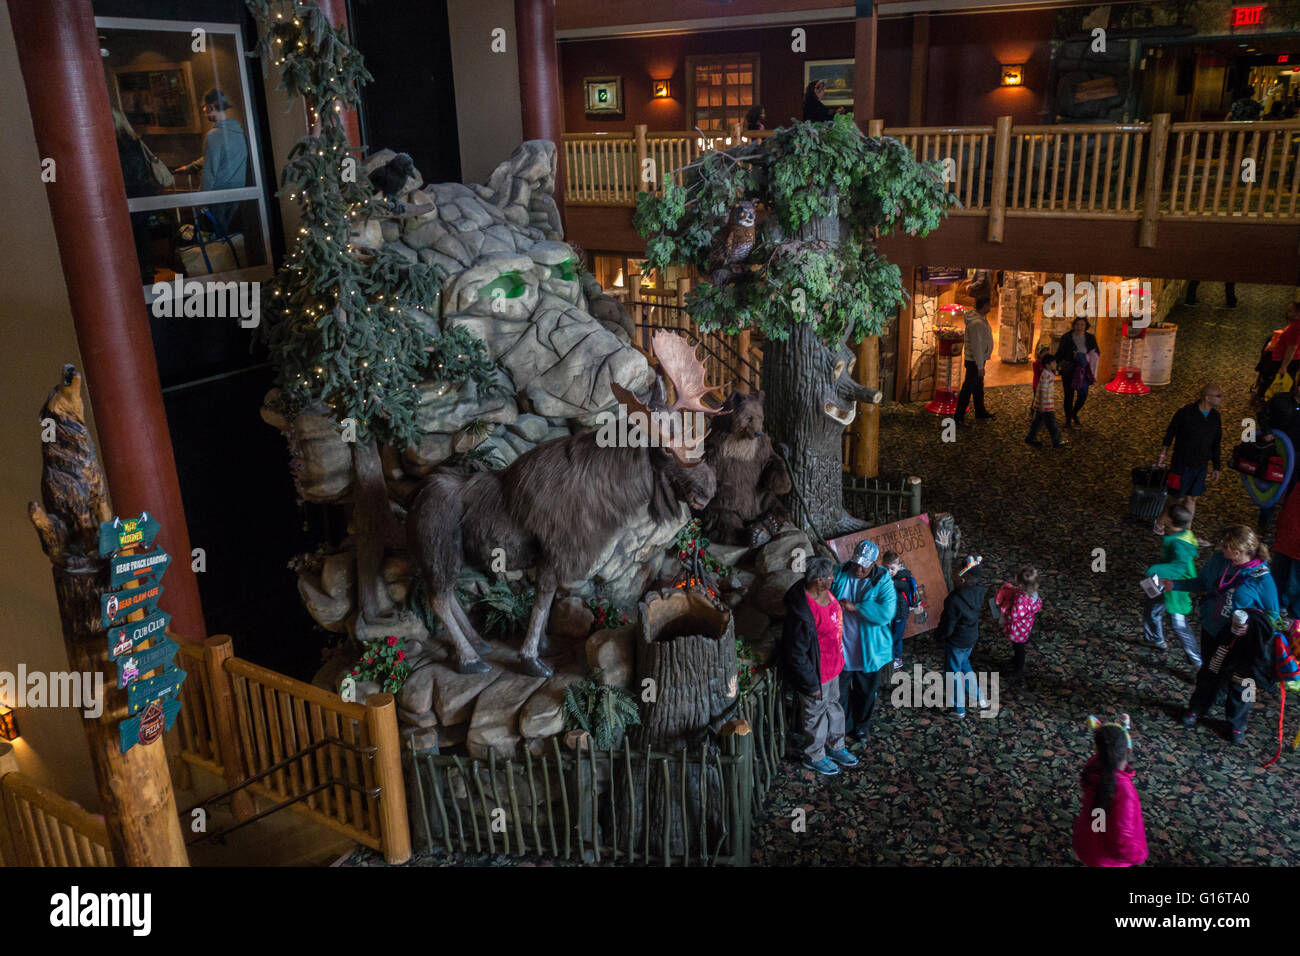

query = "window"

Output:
[[687, 54, 760, 132], [97, 16, 273, 297]]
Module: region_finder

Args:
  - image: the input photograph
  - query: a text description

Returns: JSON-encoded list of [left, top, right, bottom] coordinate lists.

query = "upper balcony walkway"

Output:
[[562, 117, 1300, 286]]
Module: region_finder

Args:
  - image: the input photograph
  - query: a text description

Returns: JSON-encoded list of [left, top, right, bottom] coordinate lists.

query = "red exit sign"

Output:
[[1233, 5, 1265, 27]]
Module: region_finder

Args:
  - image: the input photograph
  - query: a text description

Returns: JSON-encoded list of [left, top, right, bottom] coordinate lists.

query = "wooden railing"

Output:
[[0, 772, 114, 866], [563, 117, 1300, 242], [175, 635, 411, 864]]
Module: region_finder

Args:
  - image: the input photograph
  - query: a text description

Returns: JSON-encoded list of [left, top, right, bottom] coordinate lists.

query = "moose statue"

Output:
[[408, 331, 727, 677]]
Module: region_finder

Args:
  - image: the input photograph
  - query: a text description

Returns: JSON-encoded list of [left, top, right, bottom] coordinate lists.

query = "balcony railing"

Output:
[[563, 116, 1300, 245]]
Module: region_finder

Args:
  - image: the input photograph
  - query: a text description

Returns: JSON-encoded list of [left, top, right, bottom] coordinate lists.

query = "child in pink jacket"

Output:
[[995, 564, 1042, 676], [1072, 715, 1148, 867]]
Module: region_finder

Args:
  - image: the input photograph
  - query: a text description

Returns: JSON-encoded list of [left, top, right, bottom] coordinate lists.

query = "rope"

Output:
[[1262, 684, 1286, 768]]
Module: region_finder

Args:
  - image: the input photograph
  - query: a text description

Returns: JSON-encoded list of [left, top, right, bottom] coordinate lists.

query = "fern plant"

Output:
[[474, 579, 536, 639], [562, 671, 641, 750]]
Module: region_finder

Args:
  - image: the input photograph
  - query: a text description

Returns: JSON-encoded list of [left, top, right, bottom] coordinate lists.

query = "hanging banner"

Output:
[[107, 549, 171, 589], [108, 611, 172, 661], [97, 512, 160, 557], [126, 665, 186, 715], [100, 583, 163, 629], [119, 697, 182, 754], [116, 638, 178, 689]]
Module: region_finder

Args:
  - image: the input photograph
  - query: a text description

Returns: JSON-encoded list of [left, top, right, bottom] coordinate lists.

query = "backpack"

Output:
[[1250, 611, 1300, 768], [895, 569, 918, 609]]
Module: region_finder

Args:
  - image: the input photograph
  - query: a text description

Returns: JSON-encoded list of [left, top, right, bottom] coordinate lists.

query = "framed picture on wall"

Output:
[[111, 62, 202, 134], [584, 76, 624, 117], [804, 59, 854, 106]]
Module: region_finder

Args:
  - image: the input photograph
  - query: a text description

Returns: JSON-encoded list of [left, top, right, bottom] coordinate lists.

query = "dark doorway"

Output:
[[349, 0, 462, 184]]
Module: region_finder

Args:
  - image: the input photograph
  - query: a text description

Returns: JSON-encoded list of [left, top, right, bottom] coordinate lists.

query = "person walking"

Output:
[[782, 557, 859, 775], [937, 555, 987, 718], [955, 297, 996, 424], [1158, 385, 1223, 518], [1141, 503, 1203, 667], [1160, 525, 1279, 745], [995, 564, 1043, 677], [1254, 301, 1300, 400], [1026, 352, 1068, 447], [1055, 316, 1101, 428], [832, 540, 897, 744]]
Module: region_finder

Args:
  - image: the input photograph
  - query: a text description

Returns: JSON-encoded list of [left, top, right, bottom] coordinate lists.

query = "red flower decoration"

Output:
[[385, 635, 398, 647], [396, 650, 406, 661]]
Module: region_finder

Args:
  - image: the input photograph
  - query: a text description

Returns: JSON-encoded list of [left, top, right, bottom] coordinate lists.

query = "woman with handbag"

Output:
[[1055, 316, 1101, 428]]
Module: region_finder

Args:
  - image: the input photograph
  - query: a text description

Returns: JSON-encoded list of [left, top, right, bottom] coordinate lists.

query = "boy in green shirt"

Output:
[[1142, 503, 1203, 667]]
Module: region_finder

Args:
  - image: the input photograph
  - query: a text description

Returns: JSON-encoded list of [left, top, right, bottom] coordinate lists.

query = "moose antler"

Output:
[[651, 329, 727, 414]]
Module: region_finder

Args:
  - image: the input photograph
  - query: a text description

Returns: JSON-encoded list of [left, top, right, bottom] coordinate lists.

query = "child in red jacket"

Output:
[[1072, 715, 1148, 867]]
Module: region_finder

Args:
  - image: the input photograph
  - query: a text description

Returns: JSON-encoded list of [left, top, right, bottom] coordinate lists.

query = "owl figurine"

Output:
[[707, 200, 758, 286]]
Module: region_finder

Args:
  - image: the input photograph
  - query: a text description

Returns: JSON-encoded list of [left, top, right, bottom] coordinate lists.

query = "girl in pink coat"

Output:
[[1072, 715, 1148, 867], [995, 564, 1042, 676]]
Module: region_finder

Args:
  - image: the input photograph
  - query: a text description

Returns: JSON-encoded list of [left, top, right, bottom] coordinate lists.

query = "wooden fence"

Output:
[[842, 474, 925, 525], [175, 636, 410, 863], [0, 772, 114, 866], [563, 117, 1300, 242], [407, 671, 785, 866]]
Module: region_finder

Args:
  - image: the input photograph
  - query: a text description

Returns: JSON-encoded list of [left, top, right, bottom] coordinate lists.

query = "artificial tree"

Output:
[[246, 0, 499, 636], [635, 115, 956, 538]]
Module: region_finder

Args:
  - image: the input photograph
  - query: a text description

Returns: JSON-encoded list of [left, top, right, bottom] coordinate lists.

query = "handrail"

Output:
[[0, 772, 114, 866]]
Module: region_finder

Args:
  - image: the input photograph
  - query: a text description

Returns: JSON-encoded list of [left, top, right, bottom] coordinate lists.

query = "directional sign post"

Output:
[[100, 582, 163, 628], [119, 698, 183, 754], [108, 611, 172, 661], [116, 637, 178, 689], [97, 512, 160, 557], [127, 666, 187, 716], [107, 549, 170, 589]]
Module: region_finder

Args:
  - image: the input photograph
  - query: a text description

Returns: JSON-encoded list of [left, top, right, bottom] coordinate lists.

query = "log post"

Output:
[[636, 124, 650, 192], [365, 692, 412, 864], [909, 13, 930, 127], [737, 329, 753, 394], [988, 115, 1013, 242], [853, 335, 880, 477], [27, 370, 188, 867], [1140, 113, 1171, 249], [203, 635, 255, 822], [868, 119, 885, 138]]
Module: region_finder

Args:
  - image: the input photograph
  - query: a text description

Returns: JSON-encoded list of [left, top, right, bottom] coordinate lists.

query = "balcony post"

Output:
[[515, 0, 565, 226], [868, 119, 884, 138], [988, 115, 1013, 242], [1139, 113, 1171, 249], [636, 124, 650, 192]]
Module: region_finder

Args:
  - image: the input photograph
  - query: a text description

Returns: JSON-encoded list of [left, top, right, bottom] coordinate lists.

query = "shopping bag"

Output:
[[176, 210, 244, 276]]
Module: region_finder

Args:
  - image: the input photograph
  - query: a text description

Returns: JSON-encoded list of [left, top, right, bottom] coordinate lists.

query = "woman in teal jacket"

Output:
[[832, 539, 897, 742]]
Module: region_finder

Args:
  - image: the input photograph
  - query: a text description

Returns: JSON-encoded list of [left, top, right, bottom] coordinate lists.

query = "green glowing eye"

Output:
[[476, 271, 527, 299], [550, 261, 577, 282]]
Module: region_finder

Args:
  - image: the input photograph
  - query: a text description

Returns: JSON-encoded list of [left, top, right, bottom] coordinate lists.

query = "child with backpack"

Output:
[[1141, 503, 1203, 668], [937, 555, 986, 718], [882, 549, 918, 671], [1072, 715, 1148, 867], [994, 564, 1043, 677]]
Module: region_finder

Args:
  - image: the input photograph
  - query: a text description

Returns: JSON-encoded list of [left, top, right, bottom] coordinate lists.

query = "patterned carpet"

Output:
[[752, 281, 1300, 866]]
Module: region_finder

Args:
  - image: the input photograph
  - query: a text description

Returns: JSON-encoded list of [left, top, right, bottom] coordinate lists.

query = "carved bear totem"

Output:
[[702, 391, 792, 547]]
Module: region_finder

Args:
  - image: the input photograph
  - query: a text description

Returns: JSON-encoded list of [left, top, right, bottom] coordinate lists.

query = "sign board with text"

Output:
[[828, 513, 948, 639]]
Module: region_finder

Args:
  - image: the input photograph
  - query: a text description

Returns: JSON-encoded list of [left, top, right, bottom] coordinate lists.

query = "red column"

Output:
[[321, 0, 364, 147], [10, 0, 207, 644], [515, 0, 566, 224], [853, 0, 878, 128]]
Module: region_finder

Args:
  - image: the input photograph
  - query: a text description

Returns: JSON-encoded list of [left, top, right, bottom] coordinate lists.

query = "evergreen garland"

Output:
[[246, 0, 498, 449], [634, 115, 958, 347]]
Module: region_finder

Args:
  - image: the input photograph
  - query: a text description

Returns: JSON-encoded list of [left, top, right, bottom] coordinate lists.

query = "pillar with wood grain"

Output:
[[9, 0, 207, 649], [909, 13, 930, 127], [364, 693, 411, 864], [515, 0, 565, 225]]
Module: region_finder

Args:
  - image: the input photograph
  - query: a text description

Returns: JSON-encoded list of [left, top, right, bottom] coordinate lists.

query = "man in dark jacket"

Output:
[[937, 556, 987, 718], [1159, 385, 1224, 518], [781, 556, 858, 775]]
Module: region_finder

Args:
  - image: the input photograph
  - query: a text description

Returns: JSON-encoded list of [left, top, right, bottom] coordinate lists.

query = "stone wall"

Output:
[[908, 292, 938, 402]]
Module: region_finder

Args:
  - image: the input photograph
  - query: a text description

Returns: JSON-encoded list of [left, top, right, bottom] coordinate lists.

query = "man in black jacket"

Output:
[[1159, 385, 1224, 518]]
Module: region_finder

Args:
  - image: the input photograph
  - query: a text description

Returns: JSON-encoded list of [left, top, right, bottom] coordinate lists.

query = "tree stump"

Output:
[[618, 588, 739, 860]]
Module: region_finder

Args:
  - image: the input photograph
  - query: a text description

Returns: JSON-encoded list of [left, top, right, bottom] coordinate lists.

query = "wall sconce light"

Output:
[[0, 706, 19, 742], [1000, 63, 1025, 87], [652, 79, 671, 99]]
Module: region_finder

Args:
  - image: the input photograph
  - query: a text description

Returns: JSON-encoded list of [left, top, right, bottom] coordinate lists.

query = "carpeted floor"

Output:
[[752, 281, 1300, 866]]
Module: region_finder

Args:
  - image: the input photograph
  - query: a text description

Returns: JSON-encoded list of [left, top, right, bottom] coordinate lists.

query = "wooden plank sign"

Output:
[[828, 514, 949, 639], [126, 665, 186, 715], [116, 638, 178, 689], [108, 611, 172, 661], [100, 582, 163, 628], [97, 512, 160, 557], [119, 697, 182, 754], [107, 549, 170, 589]]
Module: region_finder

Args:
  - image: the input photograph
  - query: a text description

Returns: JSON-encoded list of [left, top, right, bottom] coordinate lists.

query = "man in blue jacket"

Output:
[[177, 89, 249, 235], [832, 539, 896, 743]]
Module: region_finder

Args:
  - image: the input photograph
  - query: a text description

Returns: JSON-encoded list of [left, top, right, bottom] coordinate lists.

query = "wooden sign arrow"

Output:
[[107, 611, 172, 661], [107, 549, 170, 589], [126, 665, 186, 715], [117, 638, 178, 689], [119, 697, 182, 754], [98, 512, 160, 557], [100, 583, 163, 629]]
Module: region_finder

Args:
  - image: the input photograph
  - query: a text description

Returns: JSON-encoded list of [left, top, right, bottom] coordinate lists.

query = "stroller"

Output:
[[1129, 464, 1169, 523]]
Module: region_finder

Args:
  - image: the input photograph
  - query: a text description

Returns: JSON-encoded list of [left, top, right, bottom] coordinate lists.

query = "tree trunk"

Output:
[[351, 437, 405, 641], [619, 589, 738, 860]]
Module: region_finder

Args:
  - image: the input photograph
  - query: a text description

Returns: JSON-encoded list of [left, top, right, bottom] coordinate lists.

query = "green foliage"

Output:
[[472, 579, 536, 639], [635, 114, 956, 346], [673, 518, 733, 577], [735, 635, 759, 699], [425, 326, 508, 398], [585, 596, 630, 632], [344, 635, 411, 694], [562, 672, 641, 750], [246, 0, 498, 449]]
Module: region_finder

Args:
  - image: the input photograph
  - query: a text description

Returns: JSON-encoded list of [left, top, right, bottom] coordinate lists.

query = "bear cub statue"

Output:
[[702, 391, 793, 548]]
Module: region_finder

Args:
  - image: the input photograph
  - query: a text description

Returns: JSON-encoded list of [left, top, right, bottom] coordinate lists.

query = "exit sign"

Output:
[[1232, 5, 1265, 27]]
